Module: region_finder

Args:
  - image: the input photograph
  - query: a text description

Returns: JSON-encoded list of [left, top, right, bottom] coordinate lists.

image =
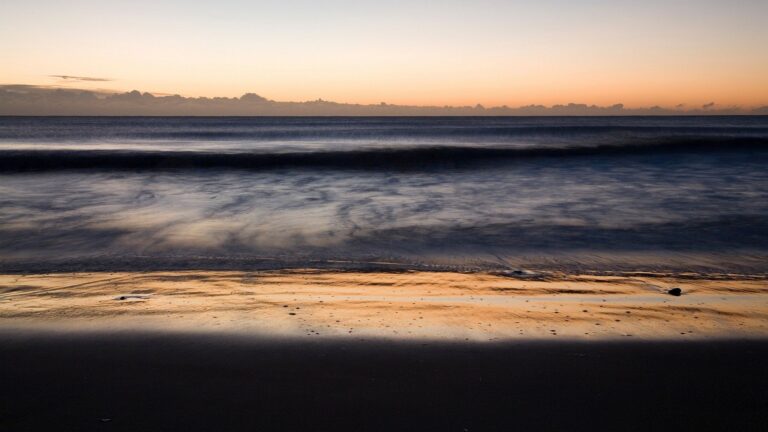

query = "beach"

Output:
[[2, 270, 768, 431], [4, 0, 768, 428]]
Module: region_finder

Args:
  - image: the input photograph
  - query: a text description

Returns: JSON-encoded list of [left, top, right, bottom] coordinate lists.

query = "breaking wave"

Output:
[[1, 137, 766, 172]]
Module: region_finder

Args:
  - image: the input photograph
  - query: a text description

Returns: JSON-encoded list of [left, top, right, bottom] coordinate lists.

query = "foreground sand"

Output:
[[2, 270, 766, 340], [3, 270, 768, 431], [1, 334, 766, 431]]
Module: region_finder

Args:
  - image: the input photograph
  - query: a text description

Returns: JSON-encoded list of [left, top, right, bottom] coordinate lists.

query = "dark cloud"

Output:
[[49, 75, 113, 82], [0, 85, 760, 116]]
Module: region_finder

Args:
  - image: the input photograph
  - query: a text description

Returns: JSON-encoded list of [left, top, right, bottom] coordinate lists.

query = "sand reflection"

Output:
[[1, 271, 766, 341]]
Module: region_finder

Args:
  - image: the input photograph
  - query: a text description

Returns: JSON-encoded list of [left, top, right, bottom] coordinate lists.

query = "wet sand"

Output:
[[2, 270, 768, 431], [1, 270, 767, 339]]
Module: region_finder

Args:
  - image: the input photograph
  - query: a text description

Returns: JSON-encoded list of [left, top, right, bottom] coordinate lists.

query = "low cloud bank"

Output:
[[1, 85, 765, 116]]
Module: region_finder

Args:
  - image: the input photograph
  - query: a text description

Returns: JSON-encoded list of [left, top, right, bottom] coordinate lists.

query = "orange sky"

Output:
[[1, 0, 767, 108]]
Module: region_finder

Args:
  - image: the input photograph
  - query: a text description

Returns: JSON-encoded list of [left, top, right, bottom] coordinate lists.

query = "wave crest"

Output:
[[1, 137, 766, 172]]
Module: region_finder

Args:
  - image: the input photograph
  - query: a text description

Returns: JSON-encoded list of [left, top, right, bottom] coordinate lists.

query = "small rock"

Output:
[[115, 294, 150, 301], [667, 288, 682, 296], [496, 269, 534, 278]]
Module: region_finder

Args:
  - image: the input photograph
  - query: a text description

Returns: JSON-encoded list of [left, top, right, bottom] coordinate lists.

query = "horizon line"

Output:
[[1, 84, 767, 116]]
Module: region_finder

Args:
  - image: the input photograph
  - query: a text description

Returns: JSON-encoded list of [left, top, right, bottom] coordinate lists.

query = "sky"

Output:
[[1, 0, 767, 108]]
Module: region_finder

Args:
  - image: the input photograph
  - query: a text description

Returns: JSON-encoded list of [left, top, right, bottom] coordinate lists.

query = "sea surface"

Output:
[[1, 116, 767, 273]]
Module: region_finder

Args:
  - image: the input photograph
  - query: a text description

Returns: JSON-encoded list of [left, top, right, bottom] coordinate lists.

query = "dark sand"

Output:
[[1, 332, 767, 431]]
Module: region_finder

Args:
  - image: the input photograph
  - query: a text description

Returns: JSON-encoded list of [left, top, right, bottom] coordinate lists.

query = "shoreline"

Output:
[[2, 250, 768, 275]]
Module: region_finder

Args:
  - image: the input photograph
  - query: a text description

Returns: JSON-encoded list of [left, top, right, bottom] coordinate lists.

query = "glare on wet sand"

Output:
[[1, 270, 766, 341]]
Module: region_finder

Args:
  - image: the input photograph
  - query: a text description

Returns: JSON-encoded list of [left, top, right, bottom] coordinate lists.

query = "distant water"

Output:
[[1, 116, 767, 273]]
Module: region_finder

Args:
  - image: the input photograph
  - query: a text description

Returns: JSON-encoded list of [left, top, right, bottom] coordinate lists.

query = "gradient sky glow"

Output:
[[2, 0, 767, 107]]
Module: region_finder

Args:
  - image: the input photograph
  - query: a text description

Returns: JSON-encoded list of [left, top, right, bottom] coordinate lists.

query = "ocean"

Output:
[[1, 116, 767, 273]]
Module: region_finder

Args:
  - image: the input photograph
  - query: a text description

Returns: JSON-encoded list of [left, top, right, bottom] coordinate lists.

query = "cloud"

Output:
[[49, 75, 113, 82], [0, 85, 760, 116]]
